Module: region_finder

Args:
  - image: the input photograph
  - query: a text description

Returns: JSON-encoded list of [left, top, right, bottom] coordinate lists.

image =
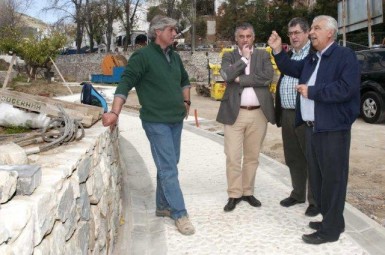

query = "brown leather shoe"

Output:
[[242, 195, 261, 207]]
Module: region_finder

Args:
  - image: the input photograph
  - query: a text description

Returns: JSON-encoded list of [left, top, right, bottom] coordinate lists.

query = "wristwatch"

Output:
[[184, 100, 191, 106]]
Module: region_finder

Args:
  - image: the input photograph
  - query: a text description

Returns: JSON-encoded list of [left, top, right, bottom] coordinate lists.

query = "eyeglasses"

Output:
[[287, 31, 304, 37]]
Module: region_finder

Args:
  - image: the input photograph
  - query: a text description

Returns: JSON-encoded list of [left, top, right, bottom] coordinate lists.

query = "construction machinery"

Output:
[[264, 46, 281, 94], [91, 54, 127, 83], [196, 48, 234, 100]]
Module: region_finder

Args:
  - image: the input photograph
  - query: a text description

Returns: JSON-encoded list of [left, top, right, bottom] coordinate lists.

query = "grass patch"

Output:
[[3, 126, 30, 134]]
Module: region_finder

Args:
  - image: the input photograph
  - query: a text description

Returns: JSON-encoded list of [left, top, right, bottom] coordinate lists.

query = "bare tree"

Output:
[[44, 0, 86, 53], [0, 0, 33, 28], [101, 0, 120, 52], [85, 0, 106, 50], [118, 0, 141, 51]]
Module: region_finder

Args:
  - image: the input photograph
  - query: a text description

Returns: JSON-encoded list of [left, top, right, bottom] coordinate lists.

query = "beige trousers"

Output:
[[224, 108, 268, 198]]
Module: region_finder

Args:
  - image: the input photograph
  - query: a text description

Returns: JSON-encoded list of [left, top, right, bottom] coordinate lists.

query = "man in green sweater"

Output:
[[102, 15, 194, 235]]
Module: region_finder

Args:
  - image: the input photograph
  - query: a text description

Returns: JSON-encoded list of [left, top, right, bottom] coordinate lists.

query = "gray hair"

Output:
[[148, 15, 177, 40], [313, 15, 338, 38], [288, 17, 309, 33], [234, 23, 255, 38]]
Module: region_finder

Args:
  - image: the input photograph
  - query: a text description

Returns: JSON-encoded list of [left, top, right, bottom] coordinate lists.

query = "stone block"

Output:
[[0, 200, 32, 245], [77, 183, 90, 221], [47, 221, 66, 255], [63, 202, 78, 240], [0, 170, 18, 203], [0, 165, 41, 196], [56, 181, 75, 222], [7, 217, 34, 255], [77, 156, 91, 183], [33, 238, 50, 255], [23, 187, 56, 246], [0, 142, 28, 165], [87, 165, 103, 204]]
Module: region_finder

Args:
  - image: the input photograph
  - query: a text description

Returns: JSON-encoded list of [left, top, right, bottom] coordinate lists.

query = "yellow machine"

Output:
[[208, 63, 226, 100], [196, 47, 234, 100], [264, 46, 281, 94]]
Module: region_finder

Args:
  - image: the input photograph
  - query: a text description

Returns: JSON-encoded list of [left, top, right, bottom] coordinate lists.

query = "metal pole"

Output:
[[367, 0, 372, 48], [192, 0, 196, 52], [342, 0, 346, 47]]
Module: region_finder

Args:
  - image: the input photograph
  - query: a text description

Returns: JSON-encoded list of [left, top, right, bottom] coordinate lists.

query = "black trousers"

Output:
[[305, 127, 350, 240], [281, 109, 315, 205]]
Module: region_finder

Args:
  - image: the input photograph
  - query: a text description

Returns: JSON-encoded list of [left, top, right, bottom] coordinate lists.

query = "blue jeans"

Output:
[[141, 120, 187, 220]]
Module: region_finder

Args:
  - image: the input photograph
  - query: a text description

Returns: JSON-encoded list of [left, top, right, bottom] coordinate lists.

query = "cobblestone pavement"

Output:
[[114, 112, 385, 255]]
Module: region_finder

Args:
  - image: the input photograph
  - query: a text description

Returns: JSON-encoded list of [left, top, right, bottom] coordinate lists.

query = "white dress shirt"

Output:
[[239, 48, 260, 106]]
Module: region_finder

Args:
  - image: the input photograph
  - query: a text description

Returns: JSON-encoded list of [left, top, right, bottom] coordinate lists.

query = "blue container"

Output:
[[91, 66, 125, 84]]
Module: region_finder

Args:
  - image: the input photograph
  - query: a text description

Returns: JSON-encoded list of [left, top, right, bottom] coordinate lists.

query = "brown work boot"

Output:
[[175, 216, 195, 235], [156, 209, 171, 218]]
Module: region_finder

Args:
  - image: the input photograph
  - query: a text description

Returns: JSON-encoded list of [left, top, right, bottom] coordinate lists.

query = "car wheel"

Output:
[[361, 91, 385, 123]]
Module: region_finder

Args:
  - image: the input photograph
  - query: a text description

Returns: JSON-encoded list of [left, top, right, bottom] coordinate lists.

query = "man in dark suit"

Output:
[[216, 23, 275, 212], [268, 15, 360, 244], [275, 17, 319, 217]]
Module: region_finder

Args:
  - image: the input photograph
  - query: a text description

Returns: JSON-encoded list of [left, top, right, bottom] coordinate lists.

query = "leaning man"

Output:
[[102, 15, 195, 235]]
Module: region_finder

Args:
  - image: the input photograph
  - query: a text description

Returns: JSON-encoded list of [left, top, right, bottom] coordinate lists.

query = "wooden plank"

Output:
[[0, 90, 97, 127], [49, 57, 73, 95], [2, 90, 103, 122], [2, 54, 17, 90]]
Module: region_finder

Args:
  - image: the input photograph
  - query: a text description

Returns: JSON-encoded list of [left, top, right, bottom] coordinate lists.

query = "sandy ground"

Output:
[[124, 86, 385, 227]]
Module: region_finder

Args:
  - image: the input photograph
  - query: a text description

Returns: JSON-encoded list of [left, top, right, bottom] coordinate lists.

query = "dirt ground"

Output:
[[3, 82, 385, 227], [123, 85, 385, 227]]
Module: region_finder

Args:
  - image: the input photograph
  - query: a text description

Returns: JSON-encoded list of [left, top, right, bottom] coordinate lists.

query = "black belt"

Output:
[[305, 121, 314, 127], [240, 106, 260, 110]]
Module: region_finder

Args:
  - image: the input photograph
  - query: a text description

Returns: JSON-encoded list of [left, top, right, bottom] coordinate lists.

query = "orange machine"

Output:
[[101, 54, 127, 76], [92, 54, 128, 83]]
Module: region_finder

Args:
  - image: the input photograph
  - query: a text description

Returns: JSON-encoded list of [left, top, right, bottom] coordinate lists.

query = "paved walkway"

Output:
[[112, 111, 385, 255]]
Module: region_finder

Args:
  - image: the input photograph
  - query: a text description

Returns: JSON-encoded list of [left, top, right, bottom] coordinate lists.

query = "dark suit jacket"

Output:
[[216, 48, 275, 125], [275, 47, 315, 127], [274, 42, 360, 132]]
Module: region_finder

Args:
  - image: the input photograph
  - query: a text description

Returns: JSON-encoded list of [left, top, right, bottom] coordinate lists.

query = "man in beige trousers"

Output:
[[216, 23, 275, 212]]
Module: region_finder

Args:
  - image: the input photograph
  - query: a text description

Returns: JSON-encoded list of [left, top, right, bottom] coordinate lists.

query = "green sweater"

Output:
[[115, 42, 190, 123]]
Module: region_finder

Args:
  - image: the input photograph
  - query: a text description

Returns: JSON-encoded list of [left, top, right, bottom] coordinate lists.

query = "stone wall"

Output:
[[0, 70, 17, 86], [0, 125, 122, 255], [54, 50, 222, 83]]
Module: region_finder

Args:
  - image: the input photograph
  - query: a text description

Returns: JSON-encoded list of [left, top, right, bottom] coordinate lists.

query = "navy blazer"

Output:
[[274, 42, 361, 132]]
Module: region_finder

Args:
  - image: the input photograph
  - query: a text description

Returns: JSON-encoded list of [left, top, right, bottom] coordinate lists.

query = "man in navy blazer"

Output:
[[268, 15, 360, 244]]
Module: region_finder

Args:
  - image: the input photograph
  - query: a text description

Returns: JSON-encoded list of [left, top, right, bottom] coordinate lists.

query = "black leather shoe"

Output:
[[302, 232, 338, 245], [305, 205, 320, 217], [242, 195, 261, 207], [280, 197, 305, 207], [309, 221, 345, 233], [224, 197, 242, 212], [309, 221, 322, 230]]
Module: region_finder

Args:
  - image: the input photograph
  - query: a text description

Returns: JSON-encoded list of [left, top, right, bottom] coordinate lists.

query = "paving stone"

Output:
[[114, 113, 380, 255], [0, 165, 41, 196]]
